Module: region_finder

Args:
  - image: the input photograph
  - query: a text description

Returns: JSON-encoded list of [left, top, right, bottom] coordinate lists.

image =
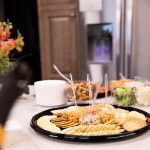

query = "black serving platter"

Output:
[[30, 104, 150, 142]]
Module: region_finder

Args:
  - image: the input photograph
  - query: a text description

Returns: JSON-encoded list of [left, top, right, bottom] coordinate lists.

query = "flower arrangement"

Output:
[[0, 21, 24, 75]]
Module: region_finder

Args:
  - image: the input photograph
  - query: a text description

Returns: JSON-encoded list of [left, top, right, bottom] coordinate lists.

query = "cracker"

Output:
[[127, 111, 147, 121], [72, 129, 124, 136], [104, 119, 116, 125], [114, 111, 127, 125], [99, 110, 115, 124], [123, 118, 147, 131], [37, 116, 61, 133], [51, 117, 68, 122]]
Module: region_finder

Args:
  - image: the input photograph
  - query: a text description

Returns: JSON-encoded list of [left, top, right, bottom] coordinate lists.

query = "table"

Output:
[[3, 86, 150, 150]]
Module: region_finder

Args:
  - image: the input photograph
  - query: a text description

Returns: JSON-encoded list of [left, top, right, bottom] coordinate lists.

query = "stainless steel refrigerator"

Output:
[[79, 0, 150, 81]]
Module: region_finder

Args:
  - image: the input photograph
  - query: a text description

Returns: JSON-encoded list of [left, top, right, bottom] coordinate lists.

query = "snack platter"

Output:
[[30, 104, 150, 142]]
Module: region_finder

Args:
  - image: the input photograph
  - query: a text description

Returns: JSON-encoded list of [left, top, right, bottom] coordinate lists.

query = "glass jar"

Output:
[[112, 85, 136, 106], [135, 86, 150, 106], [65, 81, 97, 102]]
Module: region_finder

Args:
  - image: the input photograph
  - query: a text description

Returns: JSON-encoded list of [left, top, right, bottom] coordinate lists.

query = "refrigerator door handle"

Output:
[[120, 0, 126, 76], [124, 0, 134, 78]]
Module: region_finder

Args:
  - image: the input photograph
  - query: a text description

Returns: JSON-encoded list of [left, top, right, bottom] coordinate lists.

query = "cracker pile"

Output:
[[37, 104, 148, 136], [61, 124, 124, 136]]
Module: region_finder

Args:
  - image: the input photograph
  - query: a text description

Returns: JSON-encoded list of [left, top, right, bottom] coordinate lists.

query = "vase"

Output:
[[0, 61, 29, 95]]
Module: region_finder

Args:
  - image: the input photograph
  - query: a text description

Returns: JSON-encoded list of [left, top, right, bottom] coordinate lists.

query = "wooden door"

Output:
[[38, 1, 80, 80]]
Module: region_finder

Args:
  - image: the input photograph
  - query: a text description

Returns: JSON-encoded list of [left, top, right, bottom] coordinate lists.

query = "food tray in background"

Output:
[[30, 104, 150, 142]]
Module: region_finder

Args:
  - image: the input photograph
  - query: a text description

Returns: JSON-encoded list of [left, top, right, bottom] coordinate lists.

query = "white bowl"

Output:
[[34, 80, 67, 106]]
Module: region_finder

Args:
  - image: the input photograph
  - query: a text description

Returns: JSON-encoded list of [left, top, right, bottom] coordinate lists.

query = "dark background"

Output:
[[0, 0, 41, 83]]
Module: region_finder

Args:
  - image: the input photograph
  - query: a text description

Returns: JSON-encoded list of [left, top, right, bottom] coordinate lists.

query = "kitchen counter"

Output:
[[3, 86, 150, 150]]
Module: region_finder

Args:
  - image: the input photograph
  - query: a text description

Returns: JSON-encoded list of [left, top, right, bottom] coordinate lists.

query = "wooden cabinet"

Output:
[[37, 0, 80, 80]]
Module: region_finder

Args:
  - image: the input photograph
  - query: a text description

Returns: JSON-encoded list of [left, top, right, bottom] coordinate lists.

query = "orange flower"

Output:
[[0, 21, 24, 58], [0, 41, 12, 56]]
